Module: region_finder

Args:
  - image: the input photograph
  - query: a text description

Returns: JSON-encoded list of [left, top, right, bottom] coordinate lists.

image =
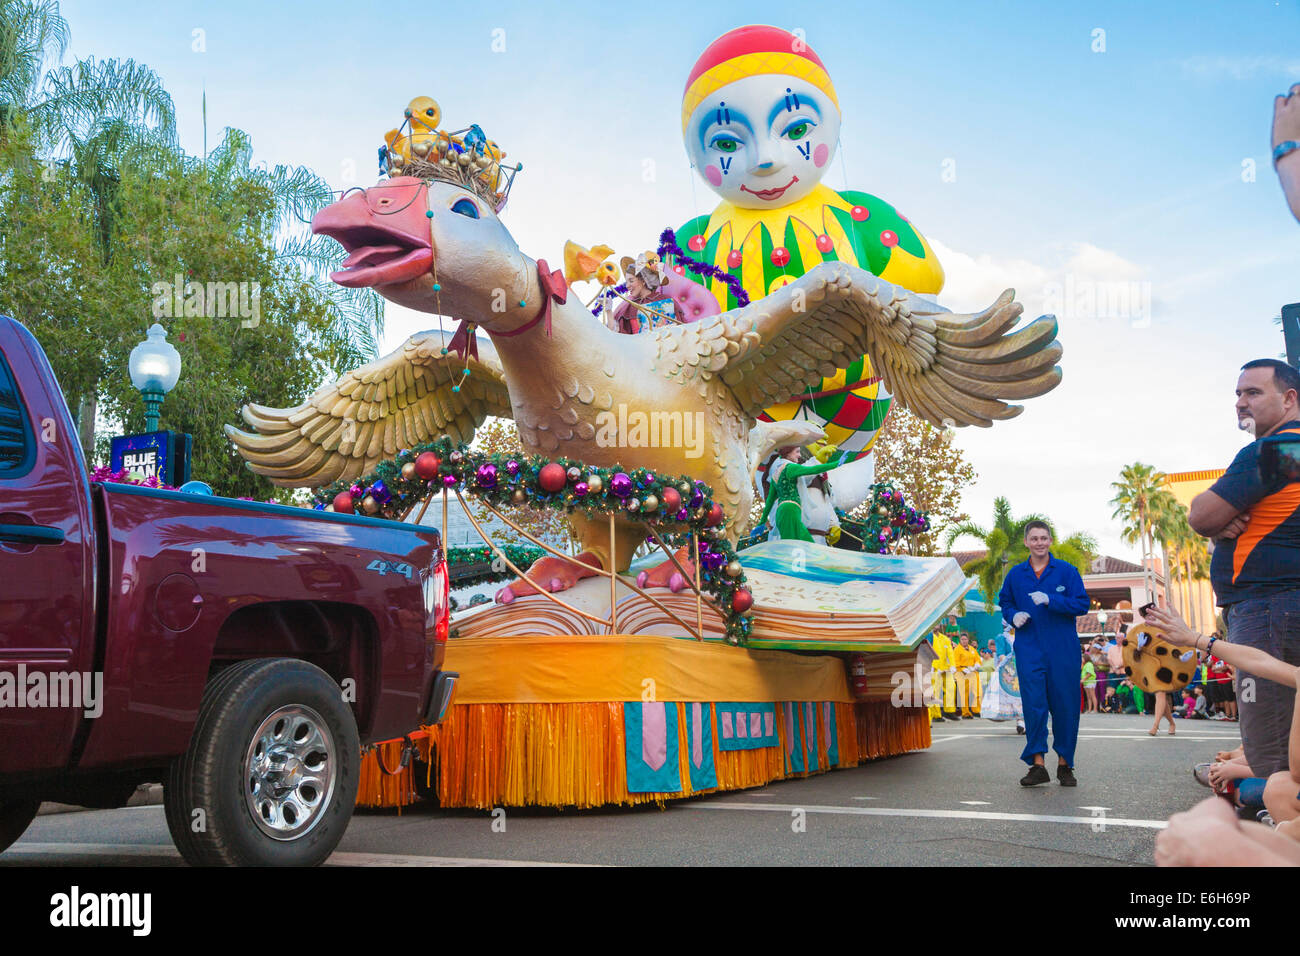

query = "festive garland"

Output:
[[840, 481, 930, 553], [312, 437, 756, 643], [446, 544, 547, 587], [737, 481, 929, 554]]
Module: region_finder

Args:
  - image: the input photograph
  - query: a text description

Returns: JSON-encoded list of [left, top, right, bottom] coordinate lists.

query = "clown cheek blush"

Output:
[[813, 144, 829, 168], [705, 164, 724, 187]]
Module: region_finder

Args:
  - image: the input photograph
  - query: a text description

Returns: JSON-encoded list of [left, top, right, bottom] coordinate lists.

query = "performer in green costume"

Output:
[[759, 447, 841, 543]]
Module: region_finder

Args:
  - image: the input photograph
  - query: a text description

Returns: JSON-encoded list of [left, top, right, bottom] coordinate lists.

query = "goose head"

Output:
[[313, 177, 535, 333]]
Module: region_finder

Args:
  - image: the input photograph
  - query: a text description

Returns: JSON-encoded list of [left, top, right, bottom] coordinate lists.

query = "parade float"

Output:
[[226, 26, 1063, 811]]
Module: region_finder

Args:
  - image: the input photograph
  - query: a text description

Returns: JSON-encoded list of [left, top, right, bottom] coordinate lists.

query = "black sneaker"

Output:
[[1057, 765, 1077, 787], [1020, 764, 1050, 787]]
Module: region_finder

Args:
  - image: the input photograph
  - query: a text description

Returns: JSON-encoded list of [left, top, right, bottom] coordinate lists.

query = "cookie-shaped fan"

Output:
[[1120, 623, 1197, 694]]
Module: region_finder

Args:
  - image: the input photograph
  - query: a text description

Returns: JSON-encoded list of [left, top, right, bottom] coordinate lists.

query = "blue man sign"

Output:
[[110, 431, 191, 485]]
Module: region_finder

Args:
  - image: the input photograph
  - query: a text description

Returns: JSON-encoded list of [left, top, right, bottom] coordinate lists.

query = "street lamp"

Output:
[[1097, 609, 1108, 636], [128, 323, 181, 432]]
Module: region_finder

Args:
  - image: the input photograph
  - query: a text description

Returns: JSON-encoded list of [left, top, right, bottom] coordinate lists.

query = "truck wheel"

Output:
[[0, 799, 39, 854], [164, 658, 359, 866]]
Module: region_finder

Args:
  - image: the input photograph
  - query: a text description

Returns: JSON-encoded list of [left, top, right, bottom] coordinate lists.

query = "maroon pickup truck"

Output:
[[0, 315, 456, 865]]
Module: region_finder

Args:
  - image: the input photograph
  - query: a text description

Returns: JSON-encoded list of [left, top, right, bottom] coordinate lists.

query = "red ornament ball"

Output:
[[770, 246, 791, 267], [332, 491, 355, 513], [414, 452, 441, 480], [672, 264, 685, 275], [731, 589, 754, 613], [850, 205, 869, 222], [660, 487, 681, 513], [880, 230, 899, 248], [726, 249, 743, 269], [538, 462, 567, 493], [706, 503, 725, 527], [816, 234, 834, 253], [688, 235, 706, 252]]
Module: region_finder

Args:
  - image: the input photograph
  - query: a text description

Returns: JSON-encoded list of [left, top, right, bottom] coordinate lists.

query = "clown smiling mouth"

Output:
[[741, 177, 798, 201]]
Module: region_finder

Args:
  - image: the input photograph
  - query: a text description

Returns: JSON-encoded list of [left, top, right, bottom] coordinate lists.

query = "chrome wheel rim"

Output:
[[244, 704, 337, 841]]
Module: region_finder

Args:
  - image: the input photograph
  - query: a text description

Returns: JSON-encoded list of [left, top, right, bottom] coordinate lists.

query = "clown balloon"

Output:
[[674, 25, 945, 494]]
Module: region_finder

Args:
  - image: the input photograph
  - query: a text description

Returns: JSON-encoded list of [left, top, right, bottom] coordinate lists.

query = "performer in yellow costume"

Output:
[[952, 632, 982, 718], [929, 630, 958, 721], [675, 25, 945, 467]]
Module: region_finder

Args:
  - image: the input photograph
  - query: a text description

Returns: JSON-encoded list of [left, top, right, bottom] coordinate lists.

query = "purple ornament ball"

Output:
[[476, 464, 498, 488], [573, 481, 589, 497], [443, 474, 458, 487], [610, 472, 633, 498], [506, 460, 520, 476]]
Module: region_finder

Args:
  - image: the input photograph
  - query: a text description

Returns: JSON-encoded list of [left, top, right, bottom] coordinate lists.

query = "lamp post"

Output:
[[128, 323, 181, 432], [1097, 609, 1108, 639]]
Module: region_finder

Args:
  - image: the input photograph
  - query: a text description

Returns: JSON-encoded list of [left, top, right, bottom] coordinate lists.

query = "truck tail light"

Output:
[[434, 557, 449, 644], [423, 552, 450, 643]]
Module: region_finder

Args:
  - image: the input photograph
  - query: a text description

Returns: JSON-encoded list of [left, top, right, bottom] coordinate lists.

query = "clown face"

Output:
[[685, 74, 841, 209]]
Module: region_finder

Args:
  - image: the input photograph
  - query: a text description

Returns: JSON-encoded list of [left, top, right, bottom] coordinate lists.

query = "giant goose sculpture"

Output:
[[226, 175, 1062, 599]]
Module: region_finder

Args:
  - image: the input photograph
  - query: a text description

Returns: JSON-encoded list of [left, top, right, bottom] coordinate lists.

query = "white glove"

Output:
[[1029, 591, 1049, 606], [1012, 611, 1030, 628], [948, 667, 957, 674]]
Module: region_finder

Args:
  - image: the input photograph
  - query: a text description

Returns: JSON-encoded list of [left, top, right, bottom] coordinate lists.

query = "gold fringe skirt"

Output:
[[356, 700, 930, 810]]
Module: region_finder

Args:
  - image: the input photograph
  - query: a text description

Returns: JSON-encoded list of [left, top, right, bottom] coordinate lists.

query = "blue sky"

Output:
[[60, 0, 1300, 558]]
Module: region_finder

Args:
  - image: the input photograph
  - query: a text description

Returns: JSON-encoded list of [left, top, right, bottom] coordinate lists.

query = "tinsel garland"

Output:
[[312, 437, 756, 643], [657, 228, 750, 307]]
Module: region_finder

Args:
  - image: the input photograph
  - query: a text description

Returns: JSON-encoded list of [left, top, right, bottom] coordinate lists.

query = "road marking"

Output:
[[4, 842, 591, 866], [930, 732, 1238, 742], [683, 802, 1167, 830], [960, 800, 991, 805], [851, 796, 879, 801]]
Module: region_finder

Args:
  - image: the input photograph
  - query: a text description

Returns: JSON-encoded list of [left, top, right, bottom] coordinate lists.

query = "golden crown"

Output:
[[379, 96, 521, 212]]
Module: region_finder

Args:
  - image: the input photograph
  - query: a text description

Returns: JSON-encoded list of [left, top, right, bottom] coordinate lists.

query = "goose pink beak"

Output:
[[313, 177, 434, 289]]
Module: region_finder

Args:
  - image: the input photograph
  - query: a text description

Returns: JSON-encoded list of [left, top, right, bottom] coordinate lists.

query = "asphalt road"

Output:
[[2, 713, 1242, 867]]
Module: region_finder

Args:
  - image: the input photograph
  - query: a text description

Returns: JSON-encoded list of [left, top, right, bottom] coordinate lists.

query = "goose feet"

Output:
[[495, 552, 603, 604], [634, 547, 697, 593]]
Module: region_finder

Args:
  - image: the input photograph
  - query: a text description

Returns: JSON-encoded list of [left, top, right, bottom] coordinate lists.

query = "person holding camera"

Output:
[[1189, 359, 1300, 778]]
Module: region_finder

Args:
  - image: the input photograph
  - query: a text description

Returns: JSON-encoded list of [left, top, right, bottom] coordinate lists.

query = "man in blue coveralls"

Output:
[[999, 521, 1090, 786]]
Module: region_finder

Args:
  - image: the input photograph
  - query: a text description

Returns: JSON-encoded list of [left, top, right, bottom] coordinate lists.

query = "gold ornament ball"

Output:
[[678, 481, 692, 495], [362, 495, 379, 514], [725, 560, 743, 578], [324, 505, 335, 512], [642, 495, 658, 512], [401, 462, 417, 481], [585, 474, 603, 494], [511, 488, 527, 504]]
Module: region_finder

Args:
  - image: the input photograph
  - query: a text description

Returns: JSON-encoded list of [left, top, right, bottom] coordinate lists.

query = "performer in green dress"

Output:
[[759, 446, 841, 543]]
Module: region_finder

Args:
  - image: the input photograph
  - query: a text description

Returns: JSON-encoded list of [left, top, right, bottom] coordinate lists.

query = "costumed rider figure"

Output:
[[999, 521, 1089, 787], [607, 253, 678, 334], [759, 442, 843, 545]]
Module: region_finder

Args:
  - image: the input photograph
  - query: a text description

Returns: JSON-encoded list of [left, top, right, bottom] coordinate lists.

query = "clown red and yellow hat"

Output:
[[681, 25, 839, 132]]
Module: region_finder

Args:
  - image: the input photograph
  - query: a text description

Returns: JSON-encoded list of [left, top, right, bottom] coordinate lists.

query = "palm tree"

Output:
[[1, 3, 383, 453], [1109, 463, 1180, 605], [944, 496, 1097, 606], [1161, 506, 1211, 630]]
